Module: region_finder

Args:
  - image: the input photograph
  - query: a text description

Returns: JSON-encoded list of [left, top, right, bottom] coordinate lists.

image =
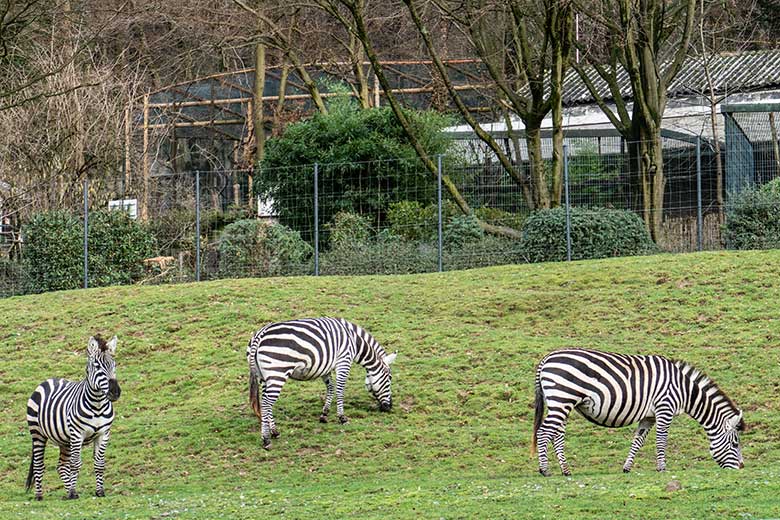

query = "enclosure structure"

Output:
[[722, 103, 780, 195], [126, 60, 492, 221]]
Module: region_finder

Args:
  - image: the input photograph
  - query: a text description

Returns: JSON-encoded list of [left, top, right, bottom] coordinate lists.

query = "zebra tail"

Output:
[[25, 446, 33, 492], [249, 365, 262, 421], [531, 379, 544, 457]]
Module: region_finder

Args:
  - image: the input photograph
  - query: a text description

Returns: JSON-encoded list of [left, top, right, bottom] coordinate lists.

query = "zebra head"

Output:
[[364, 352, 397, 412], [709, 410, 745, 469], [86, 335, 121, 402]]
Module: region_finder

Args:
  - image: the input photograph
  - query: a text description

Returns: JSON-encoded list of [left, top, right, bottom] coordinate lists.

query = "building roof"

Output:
[[562, 49, 780, 106]]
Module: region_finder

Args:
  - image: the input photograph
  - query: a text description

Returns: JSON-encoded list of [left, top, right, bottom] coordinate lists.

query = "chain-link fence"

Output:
[[2, 131, 779, 298]]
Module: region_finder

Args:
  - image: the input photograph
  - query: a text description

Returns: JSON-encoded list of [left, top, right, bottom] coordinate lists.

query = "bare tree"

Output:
[[404, 0, 574, 210], [572, 0, 697, 241]]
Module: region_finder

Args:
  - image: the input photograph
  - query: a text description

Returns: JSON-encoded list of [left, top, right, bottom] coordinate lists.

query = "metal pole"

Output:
[[563, 144, 572, 262], [195, 171, 201, 282], [314, 163, 319, 276], [696, 137, 703, 252], [83, 178, 89, 289], [437, 155, 443, 272]]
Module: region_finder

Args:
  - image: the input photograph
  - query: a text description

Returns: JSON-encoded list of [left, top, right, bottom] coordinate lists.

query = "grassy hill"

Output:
[[1, 251, 779, 519]]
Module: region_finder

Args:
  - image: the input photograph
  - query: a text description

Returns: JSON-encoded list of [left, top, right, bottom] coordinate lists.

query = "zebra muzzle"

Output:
[[108, 379, 121, 401], [379, 400, 392, 412]]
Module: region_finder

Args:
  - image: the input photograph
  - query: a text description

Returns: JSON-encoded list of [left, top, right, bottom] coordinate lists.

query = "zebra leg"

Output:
[[552, 429, 572, 476], [65, 437, 83, 499], [536, 404, 573, 477], [623, 417, 656, 473], [654, 408, 675, 472], [31, 438, 46, 501], [334, 362, 352, 424], [56, 445, 71, 491], [320, 374, 334, 423], [93, 431, 110, 497], [260, 373, 289, 449]]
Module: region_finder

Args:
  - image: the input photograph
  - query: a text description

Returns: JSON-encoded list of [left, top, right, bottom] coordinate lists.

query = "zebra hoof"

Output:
[[270, 428, 280, 439], [562, 470, 572, 477], [262, 438, 271, 450], [623, 466, 632, 473], [96, 490, 105, 497], [338, 415, 349, 424], [319, 415, 328, 423], [34, 496, 43, 502], [64, 491, 79, 500], [539, 469, 552, 477]]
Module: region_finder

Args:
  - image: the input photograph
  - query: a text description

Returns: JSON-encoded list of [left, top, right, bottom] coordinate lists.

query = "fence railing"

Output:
[[1, 137, 777, 298]]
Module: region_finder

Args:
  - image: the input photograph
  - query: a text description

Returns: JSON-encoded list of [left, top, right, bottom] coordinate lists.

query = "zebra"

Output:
[[247, 317, 397, 449], [25, 335, 121, 500], [532, 348, 745, 476]]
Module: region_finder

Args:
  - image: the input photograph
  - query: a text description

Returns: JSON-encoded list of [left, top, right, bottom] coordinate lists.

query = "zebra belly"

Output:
[[576, 398, 655, 428]]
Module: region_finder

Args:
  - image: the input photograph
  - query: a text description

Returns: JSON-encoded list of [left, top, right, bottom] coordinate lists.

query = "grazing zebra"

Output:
[[247, 317, 397, 449], [26, 335, 121, 500], [532, 348, 744, 476]]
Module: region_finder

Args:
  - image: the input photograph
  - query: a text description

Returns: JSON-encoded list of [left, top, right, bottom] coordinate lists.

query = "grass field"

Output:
[[1, 250, 779, 519]]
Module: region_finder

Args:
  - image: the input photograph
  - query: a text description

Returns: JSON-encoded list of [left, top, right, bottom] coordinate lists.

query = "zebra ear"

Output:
[[728, 410, 743, 431], [87, 336, 101, 356], [384, 352, 397, 365], [107, 336, 118, 355]]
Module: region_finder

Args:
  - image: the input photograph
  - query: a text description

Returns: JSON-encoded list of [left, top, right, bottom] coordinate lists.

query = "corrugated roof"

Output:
[[562, 49, 780, 106]]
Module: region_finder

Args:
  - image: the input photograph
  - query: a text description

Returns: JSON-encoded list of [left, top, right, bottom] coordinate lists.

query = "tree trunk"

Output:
[[253, 42, 266, 166], [525, 125, 550, 210]]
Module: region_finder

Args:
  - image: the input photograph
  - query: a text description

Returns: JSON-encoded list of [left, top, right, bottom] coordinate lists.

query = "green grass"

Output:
[[1, 250, 779, 519]]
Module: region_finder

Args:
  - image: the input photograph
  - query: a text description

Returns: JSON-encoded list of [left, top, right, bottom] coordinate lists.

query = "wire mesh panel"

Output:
[[316, 157, 439, 275], [0, 177, 90, 297]]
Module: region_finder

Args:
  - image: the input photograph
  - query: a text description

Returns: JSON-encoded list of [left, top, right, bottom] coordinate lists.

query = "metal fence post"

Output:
[[563, 144, 572, 262], [314, 163, 319, 276], [195, 171, 201, 282], [696, 137, 703, 252], [83, 178, 89, 289], [437, 155, 443, 272]]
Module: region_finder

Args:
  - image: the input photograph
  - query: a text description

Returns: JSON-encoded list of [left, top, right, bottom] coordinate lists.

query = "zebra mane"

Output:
[[93, 334, 108, 352], [674, 359, 741, 417]]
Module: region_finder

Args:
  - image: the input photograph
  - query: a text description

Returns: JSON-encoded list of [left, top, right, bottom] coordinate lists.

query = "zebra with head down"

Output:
[[532, 348, 745, 476], [247, 317, 397, 449]]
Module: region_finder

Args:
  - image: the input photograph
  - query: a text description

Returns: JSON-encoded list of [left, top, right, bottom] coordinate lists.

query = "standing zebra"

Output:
[[532, 348, 744, 476], [26, 335, 121, 500], [247, 317, 397, 449]]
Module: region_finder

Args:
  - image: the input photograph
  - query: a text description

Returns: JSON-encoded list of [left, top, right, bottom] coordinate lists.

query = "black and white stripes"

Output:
[[532, 348, 744, 476], [247, 317, 396, 449], [26, 335, 121, 500]]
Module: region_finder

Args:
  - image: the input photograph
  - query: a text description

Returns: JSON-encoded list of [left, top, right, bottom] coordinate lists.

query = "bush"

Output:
[[723, 179, 780, 250], [387, 201, 437, 241], [444, 235, 526, 271], [22, 210, 156, 293], [519, 207, 657, 263], [217, 219, 312, 278], [256, 93, 457, 239], [320, 232, 437, 275], [443, 214, 484, 248], [473, 207, 527, 231], [327, 211, 373, 249]]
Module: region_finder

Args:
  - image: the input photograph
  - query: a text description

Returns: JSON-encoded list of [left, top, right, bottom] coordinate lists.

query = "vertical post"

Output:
[[124, 104, 131, 198], [142, 93, 150, 221], [437, 155, 443, 272], [563, 144, 572, 262], [696, 137, 703, 252], [195, 171, 201, 282], [83, 178, 89, 289], [314, 163, 319, 276]]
